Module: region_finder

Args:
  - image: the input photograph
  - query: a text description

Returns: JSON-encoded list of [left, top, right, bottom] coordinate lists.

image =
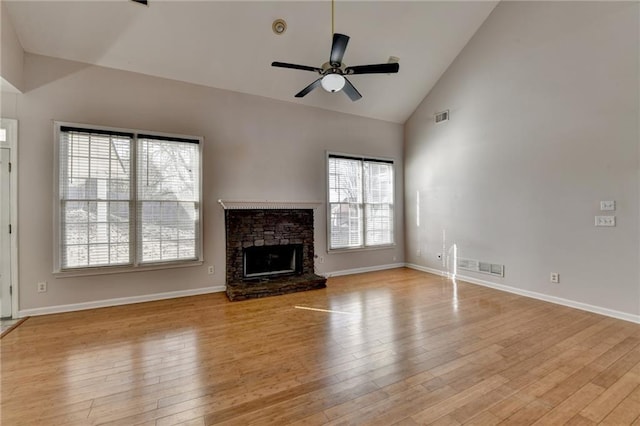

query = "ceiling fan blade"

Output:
[[342, 78, 362, 102], [346, 63, 400, 75], [272, 62, 322, 73], [330, 33, 350, 66], [295, 78, 323, 98]]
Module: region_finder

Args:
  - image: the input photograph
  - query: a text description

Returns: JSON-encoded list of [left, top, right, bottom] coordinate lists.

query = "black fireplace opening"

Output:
[[243, 244, 303, 279]]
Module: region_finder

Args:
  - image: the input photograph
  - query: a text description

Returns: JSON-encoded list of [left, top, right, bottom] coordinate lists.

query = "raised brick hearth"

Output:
[[224, 208, 326, 301]]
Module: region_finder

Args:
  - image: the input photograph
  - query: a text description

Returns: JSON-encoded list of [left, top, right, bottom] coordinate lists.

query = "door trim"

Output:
[[1, 119, 18, 318]]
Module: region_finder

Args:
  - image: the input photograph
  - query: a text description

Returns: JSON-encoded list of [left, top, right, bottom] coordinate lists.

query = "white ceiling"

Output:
[[5, 1, 498, 124]]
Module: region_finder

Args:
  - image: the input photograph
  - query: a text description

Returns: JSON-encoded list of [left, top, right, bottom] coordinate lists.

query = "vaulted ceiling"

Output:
[[4, 1, 498, 123]]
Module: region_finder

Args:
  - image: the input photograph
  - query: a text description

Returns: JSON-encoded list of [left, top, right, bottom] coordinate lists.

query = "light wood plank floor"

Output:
[[2, 268, 640, 425]]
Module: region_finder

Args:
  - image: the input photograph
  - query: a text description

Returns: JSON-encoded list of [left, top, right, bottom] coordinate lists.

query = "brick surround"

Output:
[[224, 209, 326, 300]]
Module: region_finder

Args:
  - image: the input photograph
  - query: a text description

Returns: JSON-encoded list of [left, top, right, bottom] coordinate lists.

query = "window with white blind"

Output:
[[327, 153, 394, 250], [56, 123, 202, 272]]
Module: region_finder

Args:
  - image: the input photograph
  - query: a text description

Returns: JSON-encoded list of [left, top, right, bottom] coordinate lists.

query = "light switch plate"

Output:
[[595, 216, 616, 227], [600, 201, 615, 211]]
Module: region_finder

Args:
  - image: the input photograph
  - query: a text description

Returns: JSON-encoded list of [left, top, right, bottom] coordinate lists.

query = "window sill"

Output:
[[327, 244, 396, 254], [54, 259, 204, 278]]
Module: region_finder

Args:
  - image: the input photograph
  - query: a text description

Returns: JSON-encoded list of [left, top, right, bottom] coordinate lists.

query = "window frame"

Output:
[[326, 151, 396, 253], [53, 121, 203, 276]]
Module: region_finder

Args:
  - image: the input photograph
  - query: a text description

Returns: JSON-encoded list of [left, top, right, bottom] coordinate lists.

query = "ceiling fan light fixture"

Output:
[[271, 2, 399, 101], [321, 73, 345, 92]]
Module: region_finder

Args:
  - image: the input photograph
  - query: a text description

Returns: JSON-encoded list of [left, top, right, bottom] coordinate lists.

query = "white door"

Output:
[[0, 147, 11, 317]]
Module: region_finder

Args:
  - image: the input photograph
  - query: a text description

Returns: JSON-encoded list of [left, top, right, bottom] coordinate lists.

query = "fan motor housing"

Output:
[[321, 62, 345, 75]]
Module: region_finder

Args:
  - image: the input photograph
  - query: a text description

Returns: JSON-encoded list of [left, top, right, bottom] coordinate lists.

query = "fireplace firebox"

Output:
[[243, 244, 302, 278]]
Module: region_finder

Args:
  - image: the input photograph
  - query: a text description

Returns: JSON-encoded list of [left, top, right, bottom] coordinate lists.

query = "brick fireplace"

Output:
[[221, 201, 327, 301]]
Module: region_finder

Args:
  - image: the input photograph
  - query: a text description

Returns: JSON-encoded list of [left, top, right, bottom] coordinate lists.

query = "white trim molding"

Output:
[[323, 263, 404, 278], [18, 286, 225, 318], [405, 263, 449, 277], [405, 263, 640, 325], [0, 118, 19, 319], [218, 200, 322, 210]]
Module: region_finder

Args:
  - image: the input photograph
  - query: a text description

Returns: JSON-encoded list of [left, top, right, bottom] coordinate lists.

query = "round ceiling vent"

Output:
[[272, 19, 287, 35]]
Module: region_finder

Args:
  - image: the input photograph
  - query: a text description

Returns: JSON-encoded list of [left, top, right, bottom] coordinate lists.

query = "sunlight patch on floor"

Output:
[[294, 306, 355, 315]]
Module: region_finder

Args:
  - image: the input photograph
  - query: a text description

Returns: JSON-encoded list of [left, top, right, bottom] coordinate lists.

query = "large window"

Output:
[[56, 123, 201, 271], [327, 153, 394, 250]]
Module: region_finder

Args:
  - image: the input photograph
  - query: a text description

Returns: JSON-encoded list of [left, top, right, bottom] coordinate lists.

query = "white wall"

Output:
[[1, 1, 24, 92], [16, 53, 404, 312], [405, 2, 640, 317], [1, 92, 18, 118]]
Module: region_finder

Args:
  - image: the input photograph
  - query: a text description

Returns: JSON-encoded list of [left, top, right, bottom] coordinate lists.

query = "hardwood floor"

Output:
[[2, 268, 639, 425], [0, 318, 24, 337]]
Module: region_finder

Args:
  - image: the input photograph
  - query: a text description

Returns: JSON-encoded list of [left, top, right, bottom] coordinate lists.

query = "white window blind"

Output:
[[364, 161, 394, 246], [328, 157, 363, 249], [59, 128, 133, 268], [137, 136, 200, 263], [57, 124, 201, 271], [328, 154, 394, 250]]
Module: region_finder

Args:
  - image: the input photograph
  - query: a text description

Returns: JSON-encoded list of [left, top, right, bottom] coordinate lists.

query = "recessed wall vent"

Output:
[[491, 264, 504, 276], [457, 258, 479, 271], [435, 110, 449, 123], [457, 257, 504, 277]]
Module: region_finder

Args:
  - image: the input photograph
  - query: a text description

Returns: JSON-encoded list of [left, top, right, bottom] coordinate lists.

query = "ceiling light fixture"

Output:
[[321, 73, 345, 93]]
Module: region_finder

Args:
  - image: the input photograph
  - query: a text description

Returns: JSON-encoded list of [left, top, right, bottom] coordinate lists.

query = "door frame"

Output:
[[1, 118, 18, 318]]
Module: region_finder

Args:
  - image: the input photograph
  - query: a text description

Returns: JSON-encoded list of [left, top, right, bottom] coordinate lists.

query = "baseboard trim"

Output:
[[405, 263, 640, 324], [404, 263, 449, 277], [324, 263, 405, 278], [18, 286, 226, 318]]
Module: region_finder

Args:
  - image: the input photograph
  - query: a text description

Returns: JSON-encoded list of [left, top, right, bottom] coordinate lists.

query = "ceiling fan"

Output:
[[271, 2, 399, 101]]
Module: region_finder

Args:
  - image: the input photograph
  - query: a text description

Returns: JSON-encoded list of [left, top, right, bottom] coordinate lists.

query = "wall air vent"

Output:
[[435, 110, 449, 123], [457, 258, 479, 271], [479, 262, 491, 274], [490, 264, 504, 277], [457, 257, 504, 277]]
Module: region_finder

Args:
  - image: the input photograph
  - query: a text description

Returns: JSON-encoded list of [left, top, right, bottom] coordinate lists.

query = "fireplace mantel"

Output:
[[218, 200, 322, 210]]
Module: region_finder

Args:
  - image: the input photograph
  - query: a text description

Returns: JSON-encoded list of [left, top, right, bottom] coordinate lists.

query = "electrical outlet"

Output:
[[207, 266, 215, 275], [550, 273, 559, 284], [417, 249, 421, 257], [37, 281, 47, 293], [318, 256, 325, 264], [600, 201, 615, 211], [595, 216, 616, 227]]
